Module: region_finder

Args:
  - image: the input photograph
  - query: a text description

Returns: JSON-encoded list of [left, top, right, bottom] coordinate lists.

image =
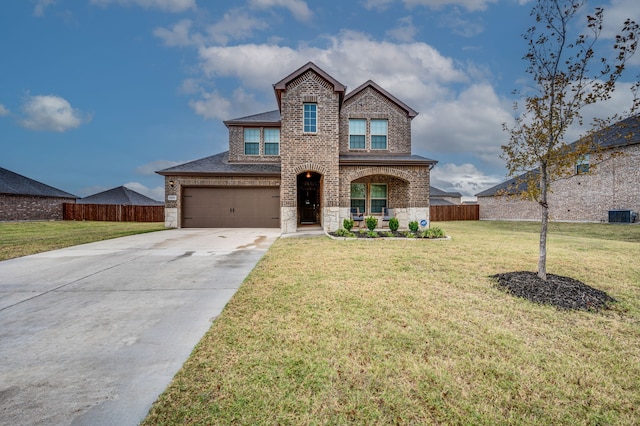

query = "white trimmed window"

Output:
[[349, 119, 366, 149], [576, 154, 590, 174], [244, 128, 260, 155], [350, 183, 366, 213], [370, 184, 387, 214], [371, 119, 388, 150], [264, 128, 280, 156], [303, 103, 317, 133]]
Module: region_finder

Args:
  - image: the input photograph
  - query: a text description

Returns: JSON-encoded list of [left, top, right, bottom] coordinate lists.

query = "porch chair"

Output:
[[350, 207, 365, 228], [382, 207, 395, 227]]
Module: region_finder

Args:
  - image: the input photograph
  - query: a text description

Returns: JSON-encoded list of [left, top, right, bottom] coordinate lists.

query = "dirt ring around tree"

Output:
[[491, 271, 617, 312]]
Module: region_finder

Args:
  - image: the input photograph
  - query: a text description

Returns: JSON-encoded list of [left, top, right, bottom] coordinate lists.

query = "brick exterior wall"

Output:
[[0, 194, 76, 221], [478, 144, 640, 222], [340, 87, 412, 154], [279, 70, 342, 215]]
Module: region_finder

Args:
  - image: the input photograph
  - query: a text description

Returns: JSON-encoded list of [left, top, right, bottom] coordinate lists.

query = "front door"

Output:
[[298, 172, 321, 225]]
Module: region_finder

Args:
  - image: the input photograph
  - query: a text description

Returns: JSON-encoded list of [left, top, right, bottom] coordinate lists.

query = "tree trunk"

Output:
[[538, 164, 549, 281]]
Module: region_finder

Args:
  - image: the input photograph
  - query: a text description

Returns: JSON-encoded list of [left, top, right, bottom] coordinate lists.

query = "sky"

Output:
[[1, 0, 638, 202]]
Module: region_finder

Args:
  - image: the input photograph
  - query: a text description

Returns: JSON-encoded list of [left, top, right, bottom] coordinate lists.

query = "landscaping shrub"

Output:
[[388, 217, 399, 232], [365, 216, 378, 231], [343, 218, 354, 232], [408, 221, 419, 233]]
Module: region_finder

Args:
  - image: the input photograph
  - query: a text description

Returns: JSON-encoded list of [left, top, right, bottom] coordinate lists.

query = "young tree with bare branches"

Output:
[[501, 0, 639, 281]]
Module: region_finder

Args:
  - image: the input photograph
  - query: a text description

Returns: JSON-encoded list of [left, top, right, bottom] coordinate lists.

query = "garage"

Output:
[[182, 187, 280, 228]]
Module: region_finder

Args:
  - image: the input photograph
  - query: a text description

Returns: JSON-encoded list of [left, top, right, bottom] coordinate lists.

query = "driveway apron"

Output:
[[0, 228, 280, 426]]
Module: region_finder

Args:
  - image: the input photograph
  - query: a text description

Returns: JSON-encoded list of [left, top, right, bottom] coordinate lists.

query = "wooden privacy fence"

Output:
[[63, 203, 164, 222], [430, 204, 479, 221]]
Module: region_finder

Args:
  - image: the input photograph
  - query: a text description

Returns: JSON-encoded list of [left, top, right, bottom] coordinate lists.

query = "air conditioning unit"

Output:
[[608, 210, 637, 223]]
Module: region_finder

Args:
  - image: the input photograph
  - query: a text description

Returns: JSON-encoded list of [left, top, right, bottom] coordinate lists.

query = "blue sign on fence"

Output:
[[420, 219, 428, 227]]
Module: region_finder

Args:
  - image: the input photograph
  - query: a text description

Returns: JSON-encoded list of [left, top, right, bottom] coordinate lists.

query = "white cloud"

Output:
[[20, 95, 91, 132], [206, 9, 269, 45], [438, 10, 484, 37], [404, 0, 498, 12], [33, 0, 55, 17], [386, 16, 419, 42], [0, 104, 9, 116], [135, 160, 182, 175], [431, 163, 503, 197], [189, 87, 266, 121], [362, 0, 395, 11], [413, 83, 512, 167], [90, 0, 196, 12], [153, 19, 196, 47], [124, 181, 165, 201], [249, 0, 312, 22]]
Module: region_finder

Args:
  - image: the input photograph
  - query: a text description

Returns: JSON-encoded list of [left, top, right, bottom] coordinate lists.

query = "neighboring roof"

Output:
[[223, 110, 281, 128], [157, 151, 281, 176], [476, 114, 640, 197], [273, 62, 347, 110], [0, 167, 77, 198], [429, 198, 455, 206], [344, 80, 418, 118], [78, 186, 163, 205], [585, 113, 640, 150], [476, 171, 537, 197], [430, 186, 462, 198], [339, 153, 437, 167]]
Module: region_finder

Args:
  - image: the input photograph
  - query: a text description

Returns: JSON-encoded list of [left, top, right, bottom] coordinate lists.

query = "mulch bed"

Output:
[[491, 271, 617, 312]]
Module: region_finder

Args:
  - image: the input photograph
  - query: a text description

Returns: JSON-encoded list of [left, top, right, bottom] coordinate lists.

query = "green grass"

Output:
[[144, 221, 640, 425], [0, 221, 166, 261]]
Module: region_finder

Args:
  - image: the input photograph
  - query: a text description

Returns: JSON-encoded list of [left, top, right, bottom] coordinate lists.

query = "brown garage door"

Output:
[[182, 187, 280, 228]]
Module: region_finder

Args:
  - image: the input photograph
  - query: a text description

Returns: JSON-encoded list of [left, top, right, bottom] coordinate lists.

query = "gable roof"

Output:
[[223, 110, 281, 128], [476, 114, 640, 197], [0, 167, 77, 198], [78, 186, 163, 205], [430, 186, 462, 198], [273, 62, 347, 111], [157, 151, 281, 176], [344, 80, 418, 118]]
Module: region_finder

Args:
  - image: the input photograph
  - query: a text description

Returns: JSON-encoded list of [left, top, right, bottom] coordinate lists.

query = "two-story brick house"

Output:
[[476, 114, 640, 222], [158, 62, 437, 233]]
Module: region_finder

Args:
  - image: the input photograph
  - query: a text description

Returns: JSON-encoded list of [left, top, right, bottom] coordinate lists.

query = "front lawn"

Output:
[[0, 221, 166, 261], [144, 221, 640, 425]]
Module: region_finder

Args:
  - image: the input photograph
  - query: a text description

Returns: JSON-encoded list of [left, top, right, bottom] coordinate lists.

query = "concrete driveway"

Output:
[[0, 228, 280, 425]]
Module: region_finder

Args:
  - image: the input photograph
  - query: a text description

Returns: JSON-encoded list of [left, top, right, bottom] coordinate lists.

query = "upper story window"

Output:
[[264, 128, 280, 156], [303, 103, 317, 133], [371, 120, 388, 150], [576, 154, 590, 174], [349, 119, 366, 149], [244, 128, 260, 155]]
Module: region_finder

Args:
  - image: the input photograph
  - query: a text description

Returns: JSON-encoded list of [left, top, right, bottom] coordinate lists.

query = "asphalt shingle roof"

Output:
[[223, 110, 281, 126], [78, 186, 163, 205], [430, 186, 462, 197], [476, 114, 639, 197], [0, 167, 77, 198], [157, 151, 281, 175]]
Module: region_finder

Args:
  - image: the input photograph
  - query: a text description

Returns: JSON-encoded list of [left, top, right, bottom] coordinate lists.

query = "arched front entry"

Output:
[[297, 171, 322, 225]]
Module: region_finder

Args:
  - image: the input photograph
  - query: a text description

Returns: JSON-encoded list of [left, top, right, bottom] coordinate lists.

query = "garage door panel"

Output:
[[182, 187, 280, 228]]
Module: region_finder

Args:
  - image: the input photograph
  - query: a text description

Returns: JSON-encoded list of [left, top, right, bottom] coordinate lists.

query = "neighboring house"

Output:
[[78, 186, 163, 206], [158, 62, 437, 232], [430, 186, 462, 206], [476, 114, 640, 222], [0, 167, 77, 221]]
